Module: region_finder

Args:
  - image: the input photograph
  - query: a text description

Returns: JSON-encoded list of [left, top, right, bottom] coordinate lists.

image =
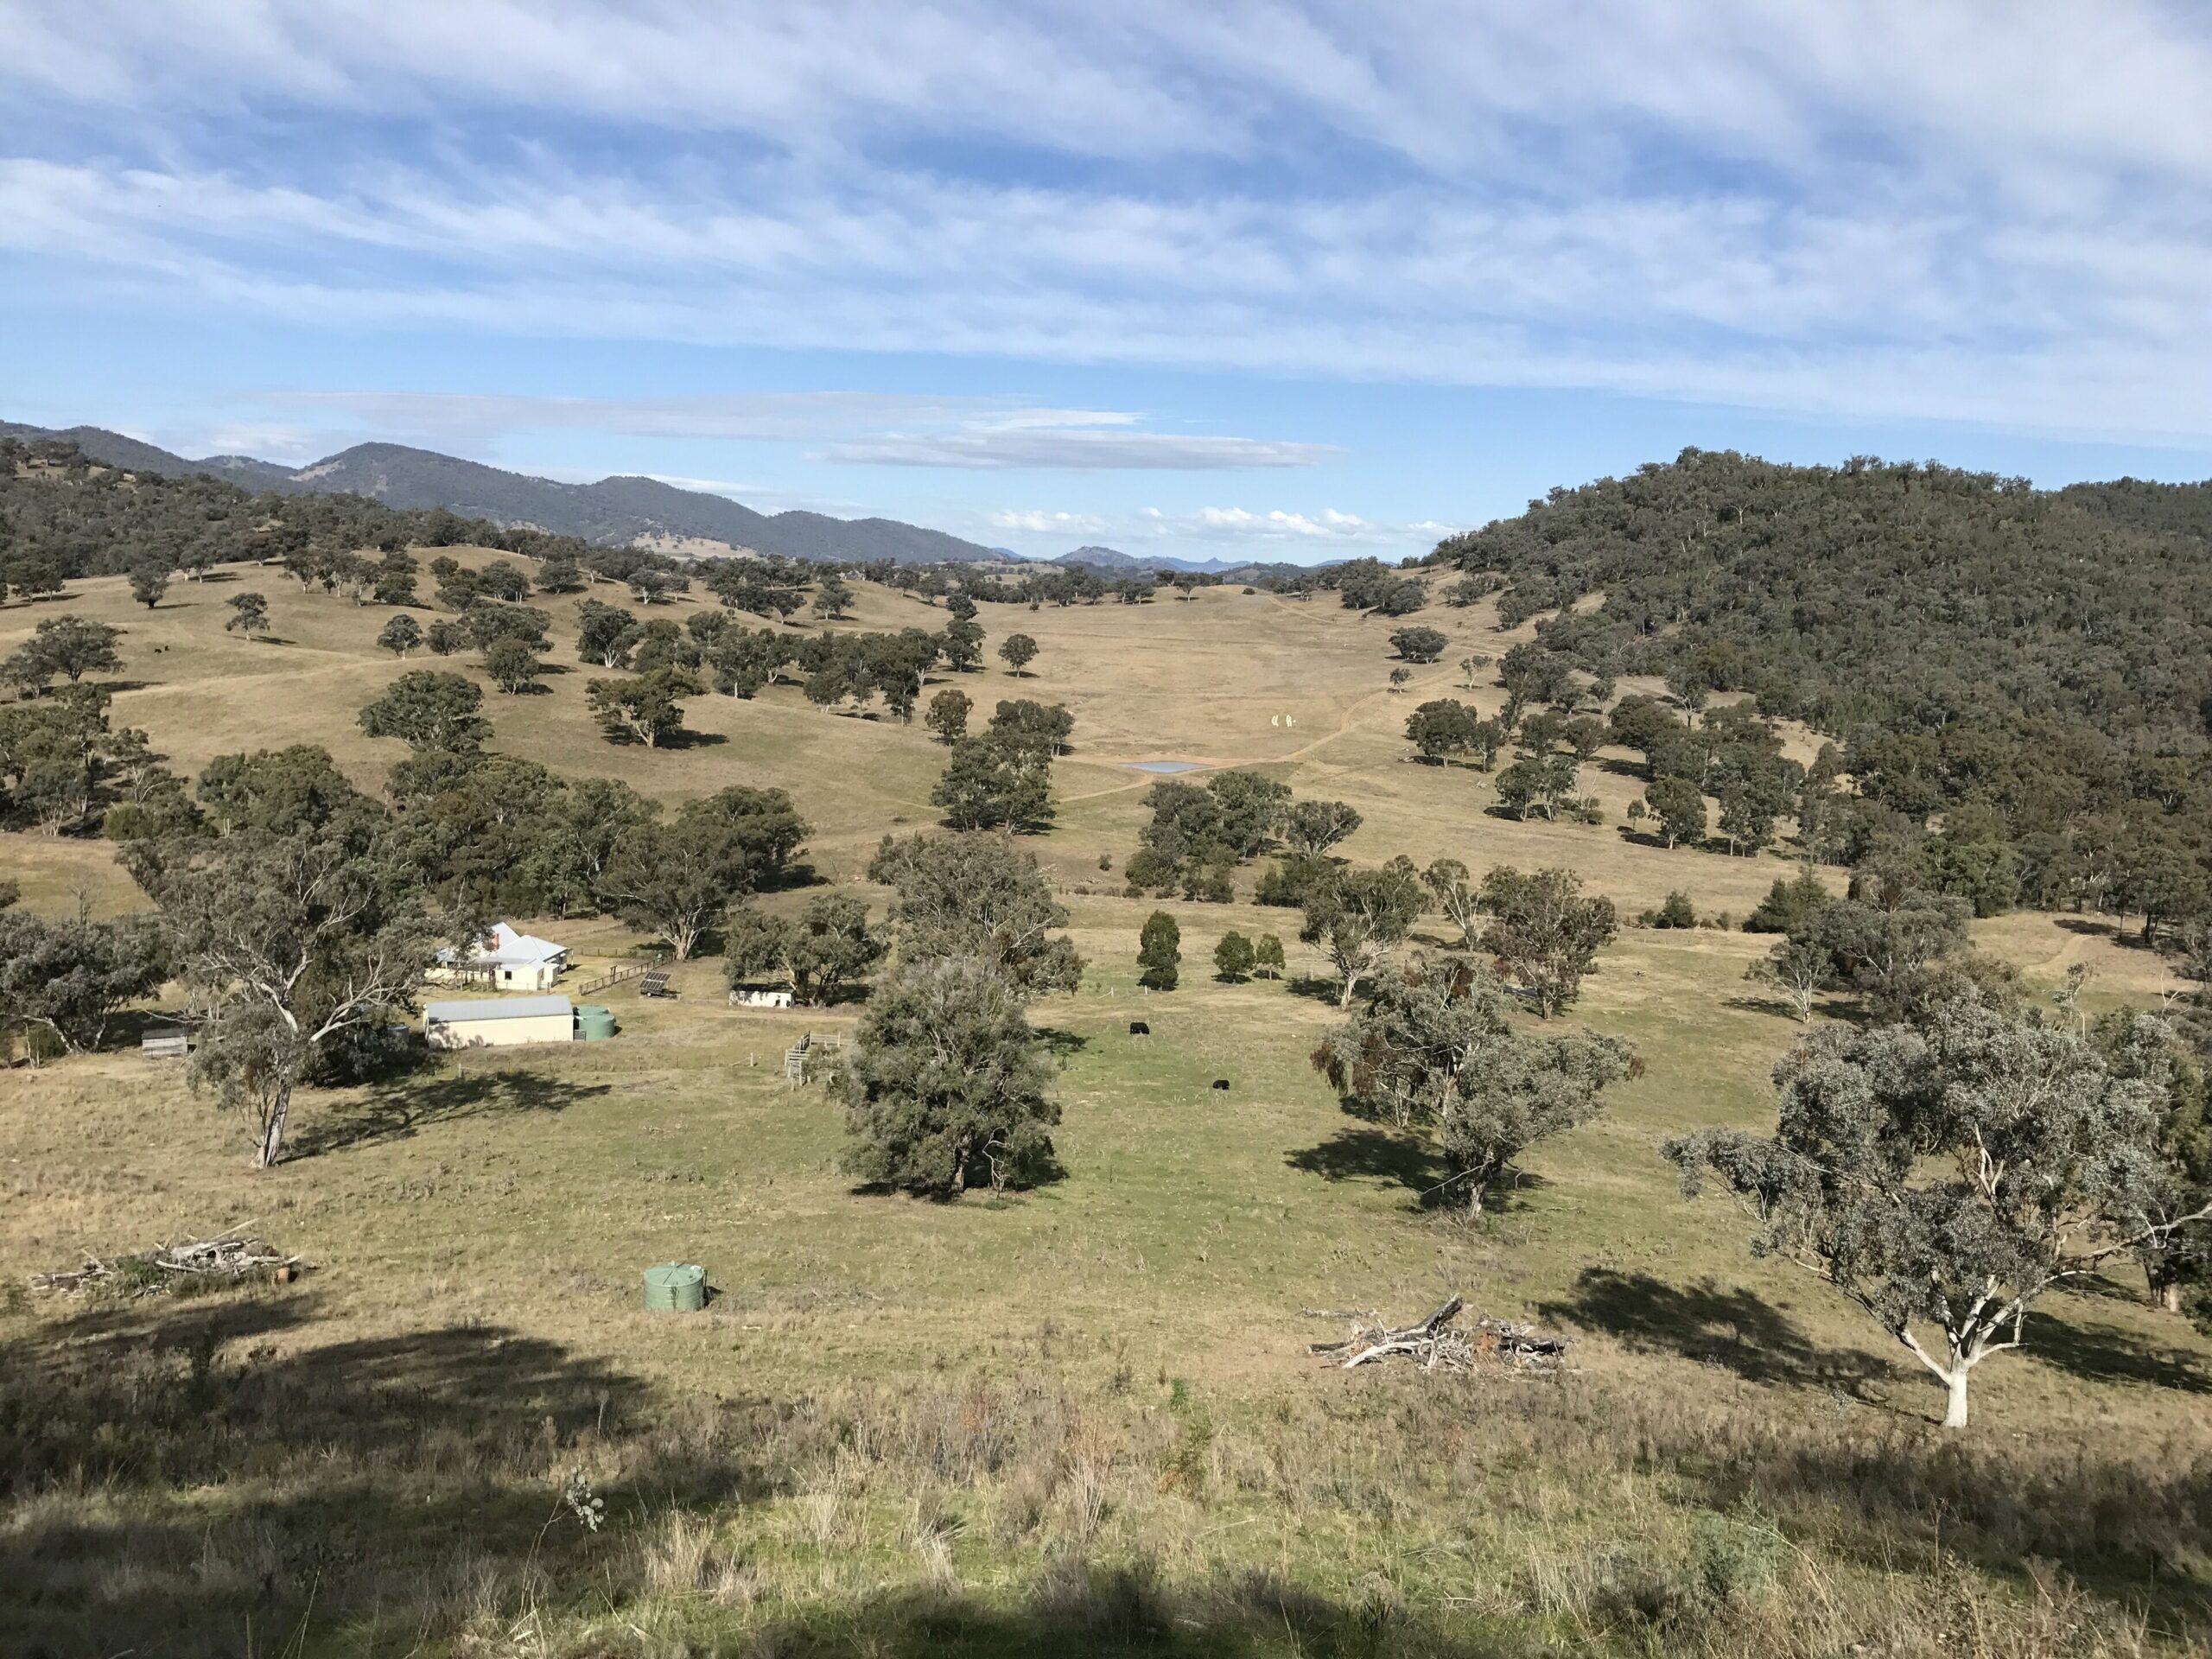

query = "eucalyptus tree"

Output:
[[840, 955, 1060, 1197], [359, 671, 491, 753], [376, 613, 423, 657], [126, 833, 441, 1167], [1314, 955, 1635, 1214], [925, 688, 972, 744], [1284, 798, 1362, 856], [1300, 857, 1426, 1007], [226, 592, 270, 637], [0, 902, 168, 1059], [1421, 857, 1482, 949], [1667, 1004, 2212, 1427], [867, 830, 1084, 996], [1478, 866, 1618, 1016]]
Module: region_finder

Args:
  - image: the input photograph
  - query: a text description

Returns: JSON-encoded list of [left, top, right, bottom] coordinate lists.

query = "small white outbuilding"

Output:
[[728, 986, 794, 1008], [424, 995, 574, 1050]]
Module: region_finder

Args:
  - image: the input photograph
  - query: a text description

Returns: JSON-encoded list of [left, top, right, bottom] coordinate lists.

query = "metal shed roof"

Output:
[[437, 922, 570, 967], [424, 996, 573, 1023]]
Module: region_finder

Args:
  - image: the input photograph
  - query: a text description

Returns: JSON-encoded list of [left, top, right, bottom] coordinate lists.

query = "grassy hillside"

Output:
[[2, 558, 2207, 1656]]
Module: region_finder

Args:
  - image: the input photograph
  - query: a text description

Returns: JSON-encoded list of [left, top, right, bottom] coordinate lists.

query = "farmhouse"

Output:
[[423, 995, 575, 1050], [429, 922, 571, 992]]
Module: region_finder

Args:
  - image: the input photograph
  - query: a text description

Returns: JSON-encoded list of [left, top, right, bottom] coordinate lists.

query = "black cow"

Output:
[[1211, 1079, 1230, 1090], [1128, 1020, 1150, 1036]]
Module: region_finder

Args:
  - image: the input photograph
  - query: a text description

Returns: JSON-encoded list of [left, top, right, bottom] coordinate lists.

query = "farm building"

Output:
[[728, 985, 794, 1008], [429, 923, 571, 992], [424, 995, 575, 1050]]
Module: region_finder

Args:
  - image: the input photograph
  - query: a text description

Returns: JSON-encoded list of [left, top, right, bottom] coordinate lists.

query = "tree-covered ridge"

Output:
[[0, 435, 646, 587], [0, 436, 1206, 611], [1432, 448, 2212, 749]]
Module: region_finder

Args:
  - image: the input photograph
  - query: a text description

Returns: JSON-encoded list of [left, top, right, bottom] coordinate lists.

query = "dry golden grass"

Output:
[[2, 556, 2208, 1655]]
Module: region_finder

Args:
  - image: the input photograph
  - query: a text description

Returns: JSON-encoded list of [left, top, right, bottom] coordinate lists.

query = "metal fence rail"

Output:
[[576, 962, 649, 995]]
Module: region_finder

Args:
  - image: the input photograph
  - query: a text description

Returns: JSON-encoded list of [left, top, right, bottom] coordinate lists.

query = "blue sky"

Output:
[[5, 3, 2212, 564]]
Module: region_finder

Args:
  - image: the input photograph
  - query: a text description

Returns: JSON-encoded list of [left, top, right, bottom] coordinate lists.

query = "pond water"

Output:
[[1126, 760, 1205, 773]]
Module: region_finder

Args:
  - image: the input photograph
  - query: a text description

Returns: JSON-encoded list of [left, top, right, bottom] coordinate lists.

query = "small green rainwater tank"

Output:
[[576, 1004, 616, 1040], [642, 1262, 705, 1312]]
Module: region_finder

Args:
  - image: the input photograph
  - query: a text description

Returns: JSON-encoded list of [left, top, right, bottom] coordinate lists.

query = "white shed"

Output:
[[430, 923, 571, 992], [424, 995, 574, 1050], [728, 986, 794, 1008]]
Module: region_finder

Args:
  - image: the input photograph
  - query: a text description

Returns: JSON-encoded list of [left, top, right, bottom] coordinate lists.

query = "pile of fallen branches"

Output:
[[30, 1226, 301, 1297], [1306, 1295, 1573, 1376]]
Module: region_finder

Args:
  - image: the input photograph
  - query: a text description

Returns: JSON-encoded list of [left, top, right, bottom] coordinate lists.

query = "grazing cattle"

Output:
[[1128, 1020, 1150, 1036], [1211, 1079, 1230, 1090]]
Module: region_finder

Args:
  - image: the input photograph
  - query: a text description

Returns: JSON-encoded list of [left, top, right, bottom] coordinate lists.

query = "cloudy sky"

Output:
[[6, 2, 2212, 563]]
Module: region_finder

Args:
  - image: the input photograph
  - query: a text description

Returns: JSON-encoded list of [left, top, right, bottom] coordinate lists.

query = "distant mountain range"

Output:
[[1, 421, 1003, 565], [3, 419, 1344, 575], [1049, 544, 1334, 579]]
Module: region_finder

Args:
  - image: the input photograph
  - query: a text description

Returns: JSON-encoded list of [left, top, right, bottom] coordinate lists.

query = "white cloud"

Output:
[[988, 509, 1110, 535], [824, 431, 1335, 469], [194, 423, 322, 461], [1192, 505, 1376, 539], [4, 4, 2212, 441], [160, 390, 1331, 473]]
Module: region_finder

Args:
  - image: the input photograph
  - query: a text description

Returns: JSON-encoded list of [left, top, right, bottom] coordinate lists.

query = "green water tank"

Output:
[[576, 1004, 617, 1040], [642, 1262, 705, 1313]]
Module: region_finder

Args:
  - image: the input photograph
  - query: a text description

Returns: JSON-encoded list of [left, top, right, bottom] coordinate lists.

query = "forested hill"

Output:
[[0, 422, 1000, 564], [1432, 449, 2212, 750]]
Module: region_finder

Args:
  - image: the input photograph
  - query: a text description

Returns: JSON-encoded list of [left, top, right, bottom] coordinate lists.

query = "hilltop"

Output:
[[1435, 448, 2212, 747]]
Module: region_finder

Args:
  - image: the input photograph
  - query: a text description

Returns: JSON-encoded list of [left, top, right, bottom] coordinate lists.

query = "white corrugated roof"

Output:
[[489, 923, 569, 963], [438, 923, 569, 967], [424, 996, 573, 1023]]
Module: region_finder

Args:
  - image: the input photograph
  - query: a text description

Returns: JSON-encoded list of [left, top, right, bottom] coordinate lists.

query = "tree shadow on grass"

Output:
[[752, 1562, 1497, 1657], [1666, 1375, 2212, 1640], [1535, 1268, 1891, 1396], [0, 1288, 772, 1658], [1721, 993, 1872, 1029], [847, 1152, 1070, 1205], [1720, 993, 1808, 1022], [1033, 1026, 1090, 1058], [1281, 1125, 1529, 1214], [292, 1066, 610, 1157], [2024, 1306, 2212, 1395], [2054, 913, 2159, 952], [1287, 1126, 1444, 1197], [1284, 975, 1344, 1005], [3, 1290, 661, 1482], [657, 728, 728, 750], [760, 861, 823, 893]]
